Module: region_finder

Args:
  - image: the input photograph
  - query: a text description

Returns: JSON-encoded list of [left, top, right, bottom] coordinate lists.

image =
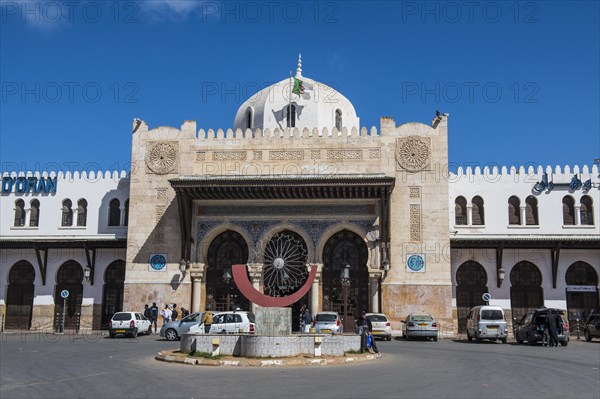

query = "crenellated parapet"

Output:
[[450, 164, 599, 184], [1, 170, 129, 180]]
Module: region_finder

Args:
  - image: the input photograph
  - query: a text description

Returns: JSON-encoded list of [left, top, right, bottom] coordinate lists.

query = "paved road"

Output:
[[1, 333, 599, 399]]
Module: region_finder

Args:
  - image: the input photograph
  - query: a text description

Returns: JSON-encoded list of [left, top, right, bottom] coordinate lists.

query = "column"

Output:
[[190, 263, 205, 313], [369, 273, 382, 313], [466, 205, 473, 225], [247, 263, 263, 313], [519, 206, 527, 225], [309, 263, 323, 315], [574, 205, 581, 225]]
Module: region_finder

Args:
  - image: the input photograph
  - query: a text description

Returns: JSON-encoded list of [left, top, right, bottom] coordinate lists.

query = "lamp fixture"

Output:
[[223, 267, 232, 283], [179, 259, 190, 276], [84, 266, 91, 282], [498, 266, 506, 286], [341, 264, 350, 281], [382, 259, 390, 272]]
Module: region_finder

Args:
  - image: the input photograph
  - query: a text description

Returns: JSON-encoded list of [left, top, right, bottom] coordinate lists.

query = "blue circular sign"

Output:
[[482, 293, 492, 301], [150, 254, 167, 271], [60, 290, 69, 299], [407, 255, 425, 272]]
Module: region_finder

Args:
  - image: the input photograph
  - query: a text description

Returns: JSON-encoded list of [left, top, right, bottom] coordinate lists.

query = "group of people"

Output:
[[143, 302, 190, 334]]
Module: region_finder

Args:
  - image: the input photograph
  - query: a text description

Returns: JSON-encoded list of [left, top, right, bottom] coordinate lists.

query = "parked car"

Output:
[[366, 313, 392, 341], [109, 311, 151, 338], [466, 306, 508, 343], [402, 314, 438, 341], [514, 308, 569, 346], [313, 312, 343, 334], [160, 312, 204, 341], [189, 311, 256, 334], [584, 314, 600, 342]]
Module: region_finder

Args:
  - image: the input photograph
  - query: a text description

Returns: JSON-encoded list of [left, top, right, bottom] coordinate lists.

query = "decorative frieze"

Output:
[[310, 150, 321, 160], [409, 187, 421, 199], [409, 204, 422, 241], [269, 150, 305, 161], [212, 151, 247, 161], [195, 151, 206, 161], [326, 149, 363, 160], [253, 151, 263, 161], [368, 148, 381, 159]]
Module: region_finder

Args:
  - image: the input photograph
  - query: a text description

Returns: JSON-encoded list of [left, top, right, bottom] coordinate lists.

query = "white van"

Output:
[[466, 306, 508, 343]]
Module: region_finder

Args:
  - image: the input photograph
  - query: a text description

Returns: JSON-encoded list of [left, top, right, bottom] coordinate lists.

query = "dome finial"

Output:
[[296, 53, 302, 77]]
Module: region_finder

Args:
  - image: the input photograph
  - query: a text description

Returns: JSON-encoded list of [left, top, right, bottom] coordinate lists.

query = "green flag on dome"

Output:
[[292, 77, 304, 95]]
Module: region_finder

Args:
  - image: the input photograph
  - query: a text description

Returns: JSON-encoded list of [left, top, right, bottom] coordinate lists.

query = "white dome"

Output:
[[234, 57, 359, 132]]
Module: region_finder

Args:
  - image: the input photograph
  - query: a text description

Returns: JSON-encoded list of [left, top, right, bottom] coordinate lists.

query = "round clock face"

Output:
[[150, 254, 167, 271], [407, 255, 424, 272]]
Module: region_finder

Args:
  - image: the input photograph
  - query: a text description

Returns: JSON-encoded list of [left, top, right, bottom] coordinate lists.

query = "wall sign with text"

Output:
[[406, 254, 425, 273]]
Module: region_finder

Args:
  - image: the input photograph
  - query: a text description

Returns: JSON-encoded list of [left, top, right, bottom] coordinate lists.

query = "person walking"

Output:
[[546, 309, 560, 347], [160, 304, 172, 326], [299, 304, 307, 333], [357, 311, 379, 353], [303, 308, 313, 333], [149, 302, 159, 334], [201, 307, 213, 333], [171, 304, 178, 321]]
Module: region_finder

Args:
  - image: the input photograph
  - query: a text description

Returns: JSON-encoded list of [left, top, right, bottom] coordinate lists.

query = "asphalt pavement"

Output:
[[1, 332, 599, 399]]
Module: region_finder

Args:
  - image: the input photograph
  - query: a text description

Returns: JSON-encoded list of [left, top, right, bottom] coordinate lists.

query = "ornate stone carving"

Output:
[[212, 151, 247, 161], [409, 204, 421, 241], [310, 150, 321, 160], [269, 150, 304, 161], [253, 151, 263, 161], [396, 136, 431, 172], [409, 187, 421, 198], [146, 142, 178, 174], [156, 189, 167, 202], [326, 149, 363, 160], [195, 151, 206, 161], [369, 148, 381, 159]]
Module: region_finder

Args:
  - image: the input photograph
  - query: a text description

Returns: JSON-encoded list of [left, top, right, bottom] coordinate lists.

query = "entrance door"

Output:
[[322, 230, 369, 332], [206, 231, 250, 312], [456, 261, 488, 333], [54, 260, 84, 329], [510, 261, 543, 323], [5, 261, 35, 330], [101, 260, 126, 328], [565, 261, 599, 324]]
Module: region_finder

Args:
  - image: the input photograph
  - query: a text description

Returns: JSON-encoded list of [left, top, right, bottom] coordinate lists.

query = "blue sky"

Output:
[[1, 0, 599, 173]]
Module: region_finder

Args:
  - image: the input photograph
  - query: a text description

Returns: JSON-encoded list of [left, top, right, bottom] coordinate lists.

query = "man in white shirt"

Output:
[[160, 304, 172, 325]]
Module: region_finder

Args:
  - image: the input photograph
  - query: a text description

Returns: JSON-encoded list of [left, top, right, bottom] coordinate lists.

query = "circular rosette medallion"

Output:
[[146, 142, 178, 174], [397, 137, 430, 172], [263, 231, 309, 297]]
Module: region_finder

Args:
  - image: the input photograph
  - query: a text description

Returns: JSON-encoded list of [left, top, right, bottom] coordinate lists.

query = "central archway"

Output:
[[101, 260, 126, 328], [322, 230, 369, 331], [206, 230, 250, 312], [510, 261, 543, 323]]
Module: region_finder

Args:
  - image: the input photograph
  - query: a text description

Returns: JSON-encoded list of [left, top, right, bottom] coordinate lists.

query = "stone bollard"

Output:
[[314, 335, 322, 357]]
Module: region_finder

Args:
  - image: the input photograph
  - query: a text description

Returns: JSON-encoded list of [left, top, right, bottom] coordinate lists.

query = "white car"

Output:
[[366, 313, 392, 341], [313, 312, 343, 334], [108, 311, 152, 338], [189, 311, 256, 334]]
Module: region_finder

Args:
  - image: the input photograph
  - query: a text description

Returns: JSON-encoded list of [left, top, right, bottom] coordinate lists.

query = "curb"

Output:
[[155, 350, 381, 367]]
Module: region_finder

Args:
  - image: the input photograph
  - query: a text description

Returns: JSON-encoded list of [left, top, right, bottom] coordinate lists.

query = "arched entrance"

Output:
[[322, 230, 369, 331], [101, 260, 126, 328], [510, 261, 543, 323], [456, 261, 488, 333], [206, 231, 250, 312], [565, 261, 599, 324], [54, 260, 84, 329], [263, 230, 309, 331], [5, 260, 35, 330]]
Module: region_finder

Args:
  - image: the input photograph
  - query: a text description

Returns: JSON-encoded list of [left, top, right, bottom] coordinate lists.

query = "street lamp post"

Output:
[[341, 265, 351, 331], [223, 267, 232, 311]]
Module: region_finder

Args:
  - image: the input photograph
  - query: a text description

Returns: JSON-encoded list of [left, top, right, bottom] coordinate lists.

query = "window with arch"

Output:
[[472, 196, 485, 225], [245, 108, 252, 130], [14, 199, 25, 227], [562, 196, 575, 225], [335, 109, 342, 131], [525, 196, 538, 225], [108, 198, 121, 226], [508, 196, 520, 225], [286, 104, 296, 128], [29, 199, 40, 227], [580, 195, 594, 225], [61, 199, 73, 227], [455, 196, 467, 225], [77, 199, 87, 226], [124, 199, 129, 226]]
